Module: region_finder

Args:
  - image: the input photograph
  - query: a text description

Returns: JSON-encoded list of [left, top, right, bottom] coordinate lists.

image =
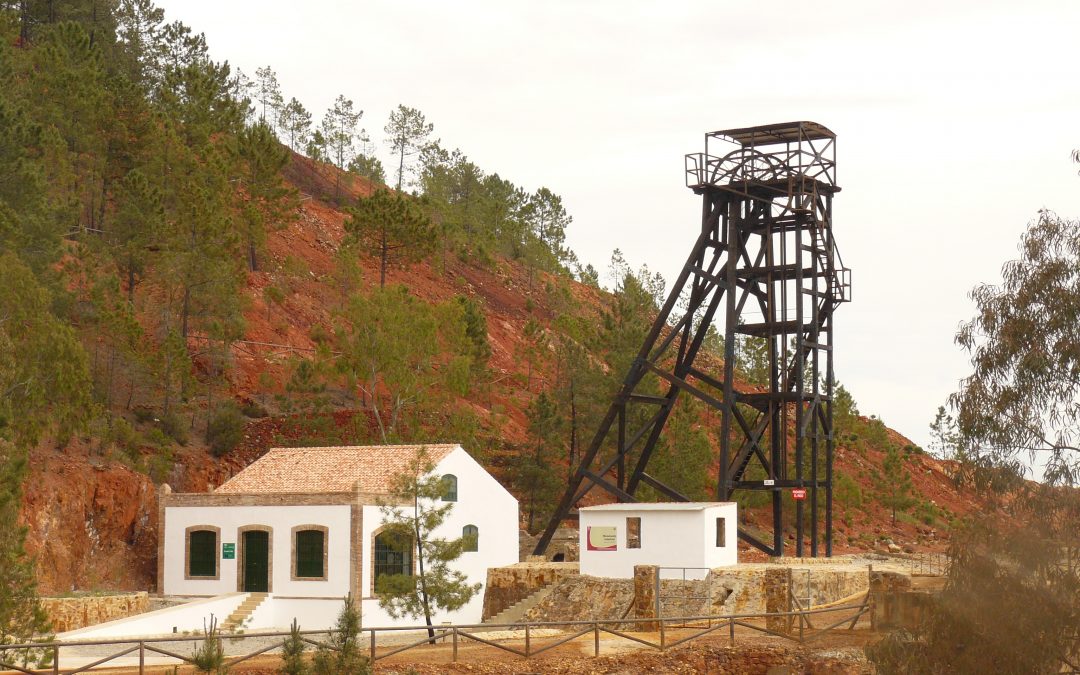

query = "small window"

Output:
[[441, 474, 458, 502], [462, 525, 478, 552], [374, 530, 412, 590], [295, 529, 325, 578], [626, 517, 641, 549], [716, 517, 726, 547], [189, 529, 217, 577]]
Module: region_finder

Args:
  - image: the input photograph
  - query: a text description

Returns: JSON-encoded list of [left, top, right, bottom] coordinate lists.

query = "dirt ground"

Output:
[[78, 623, 876, 674]]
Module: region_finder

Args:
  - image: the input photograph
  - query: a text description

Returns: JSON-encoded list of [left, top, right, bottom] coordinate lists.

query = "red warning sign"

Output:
[[792, 488, 807, 500]]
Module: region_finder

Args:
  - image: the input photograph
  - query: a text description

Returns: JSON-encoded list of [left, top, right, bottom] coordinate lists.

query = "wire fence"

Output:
[[0, 600, 874, 674]]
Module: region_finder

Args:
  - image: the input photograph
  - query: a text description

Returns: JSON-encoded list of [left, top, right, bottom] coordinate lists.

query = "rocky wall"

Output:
[[481, 562, 579, 620], [869, 570, 942, 630], [41, 592, 149, 633]]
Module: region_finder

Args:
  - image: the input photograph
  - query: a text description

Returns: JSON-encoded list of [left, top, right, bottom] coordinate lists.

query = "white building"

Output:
[[578, 502, 738, 579], [157, 444, 518, 629]]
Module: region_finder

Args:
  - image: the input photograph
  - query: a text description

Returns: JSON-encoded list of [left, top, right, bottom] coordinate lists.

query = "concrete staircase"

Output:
[[220, 593, 268, 633], [485, 584, 557, 626]]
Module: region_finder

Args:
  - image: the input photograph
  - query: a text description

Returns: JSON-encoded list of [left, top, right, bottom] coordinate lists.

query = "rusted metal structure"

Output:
[[534, 121, 851, 558]]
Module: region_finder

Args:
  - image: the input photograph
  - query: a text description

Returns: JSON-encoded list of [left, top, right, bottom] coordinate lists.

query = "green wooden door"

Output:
[[242, 530, 269, 593]]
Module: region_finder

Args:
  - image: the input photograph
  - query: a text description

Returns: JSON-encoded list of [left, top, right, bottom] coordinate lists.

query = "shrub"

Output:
[[834, 472, 864, 510], [239, 400, 268, 419], [159, 411, 188, 445], [191, 617, 227, 674], [312, 596, 369, 675], [148, 447, 175, 484], [280, 619, 307, 675], [110, 417, 142, 457], [206, 402, 245, 457]]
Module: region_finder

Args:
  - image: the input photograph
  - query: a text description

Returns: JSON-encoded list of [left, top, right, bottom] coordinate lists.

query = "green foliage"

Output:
[[866, 483, 1080, 674], [952, 210, 1080, 486], [455, 296, 491, 374], [0, 440, 52, 654], [312, 596, 368, 674], [736, 335, 770, 386], [385, 104, 433, 191], [375, 451, 481, 633], [191, 616, 227, 674], [648, 398, 713, 501], [834, 472, 863, 510], [345, 188, 436, 287], [279, 618, 307, 675], [278, 97, 312, 152], [0, 253, 93, 446], [237, 120, 295, 272], [518, 391, 565, 532], [206, 401, 245, 457], [157, 411, 188, 446], [334, 285, 477, 442], [873, 445, 916, 525]]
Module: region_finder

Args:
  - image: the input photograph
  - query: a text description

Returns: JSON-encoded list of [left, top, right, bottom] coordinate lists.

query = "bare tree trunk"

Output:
[[414, 493, 436, 642]]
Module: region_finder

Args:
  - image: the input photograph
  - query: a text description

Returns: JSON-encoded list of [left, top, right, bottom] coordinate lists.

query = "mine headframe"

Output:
[[534, 121, 851, 558]]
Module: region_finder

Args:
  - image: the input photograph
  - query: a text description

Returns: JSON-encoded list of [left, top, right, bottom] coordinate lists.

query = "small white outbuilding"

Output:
[[157, 444, 518, 629], [578, 502, 738, 579]]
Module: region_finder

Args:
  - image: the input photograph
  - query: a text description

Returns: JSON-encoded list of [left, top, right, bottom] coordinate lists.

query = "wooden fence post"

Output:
[[594, 623, 600, 657], [452, 627, 458, 662], [369, 630, 376, 662]]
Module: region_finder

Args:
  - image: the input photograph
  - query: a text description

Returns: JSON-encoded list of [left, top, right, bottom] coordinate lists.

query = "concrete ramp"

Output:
[[58, 593, 249, 640]]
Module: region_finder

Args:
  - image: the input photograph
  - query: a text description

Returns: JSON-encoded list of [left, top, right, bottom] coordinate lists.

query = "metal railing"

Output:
[[0, 599, 874, 674]]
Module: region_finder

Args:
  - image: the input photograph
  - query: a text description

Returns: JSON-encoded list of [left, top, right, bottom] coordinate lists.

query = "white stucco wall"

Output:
[[359, 447, 518, 627], [579, 503, 738, 578], [161, 445, 519, 629], [162, 504, 352, 598]]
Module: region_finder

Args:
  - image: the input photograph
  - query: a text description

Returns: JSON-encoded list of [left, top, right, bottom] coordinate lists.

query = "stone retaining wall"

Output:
[[481, 562, 579, 621], [41, 592, 149, 633]]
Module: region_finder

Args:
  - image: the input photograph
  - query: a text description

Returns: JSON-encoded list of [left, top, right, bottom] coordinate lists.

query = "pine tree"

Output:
[[0, 254, 92, 649], [375, 450, 481, 640], [385, 104, 433, 191], [344, 188, 435, 288], [0, 440, 51, 655], [253, 65, 283, 130], [519, 391, 564, 531], [334, 286, 458, 442], [527, 187, 571, 267], [114, 0, 164, 88], [874, 445, 916, 525], [236, 120, 294, 271], [320, 94, 362, 198], [278, 97, 312, 152], [110, 168, 163, 303]]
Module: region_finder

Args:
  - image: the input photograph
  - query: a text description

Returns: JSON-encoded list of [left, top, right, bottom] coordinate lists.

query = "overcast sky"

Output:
[[160, 0, 1080, 454]]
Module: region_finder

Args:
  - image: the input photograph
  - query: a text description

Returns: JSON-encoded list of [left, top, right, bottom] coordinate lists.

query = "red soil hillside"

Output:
[[23, 154, 985, 593]]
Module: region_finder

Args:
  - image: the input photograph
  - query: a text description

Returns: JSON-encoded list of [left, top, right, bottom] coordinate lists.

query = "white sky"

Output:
[[160, 0, 1080, 451]]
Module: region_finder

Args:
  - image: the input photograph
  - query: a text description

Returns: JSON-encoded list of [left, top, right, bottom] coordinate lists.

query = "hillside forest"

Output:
[[2, 4, 1074, 661]]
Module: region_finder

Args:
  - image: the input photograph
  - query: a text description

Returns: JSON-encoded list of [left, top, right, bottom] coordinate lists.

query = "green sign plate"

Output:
[[222, 543, 235, 559]]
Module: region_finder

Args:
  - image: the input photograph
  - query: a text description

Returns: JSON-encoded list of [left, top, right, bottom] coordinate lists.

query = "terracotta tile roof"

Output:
[[215, 444, 458, 495]]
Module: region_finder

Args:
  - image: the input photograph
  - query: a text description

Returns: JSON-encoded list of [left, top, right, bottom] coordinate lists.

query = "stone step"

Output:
[[220, 593, 268, 633], [485, 584, 558, 626]]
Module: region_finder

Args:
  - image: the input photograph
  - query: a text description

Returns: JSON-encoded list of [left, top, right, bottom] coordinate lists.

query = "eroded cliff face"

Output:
[[21, 444, 243, 595], [22, 451, 157, 593]]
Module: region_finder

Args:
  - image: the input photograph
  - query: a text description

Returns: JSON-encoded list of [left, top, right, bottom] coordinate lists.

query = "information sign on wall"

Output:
[[222, 542, 236, 559], [586, 526, 618, 551]]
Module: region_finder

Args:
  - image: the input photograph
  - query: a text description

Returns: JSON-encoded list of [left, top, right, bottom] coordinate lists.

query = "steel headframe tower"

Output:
[[534, 121, 851, 558]]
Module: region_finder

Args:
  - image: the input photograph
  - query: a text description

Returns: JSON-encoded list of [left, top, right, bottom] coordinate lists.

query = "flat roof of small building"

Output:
[[579, 502, 735, 512]]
